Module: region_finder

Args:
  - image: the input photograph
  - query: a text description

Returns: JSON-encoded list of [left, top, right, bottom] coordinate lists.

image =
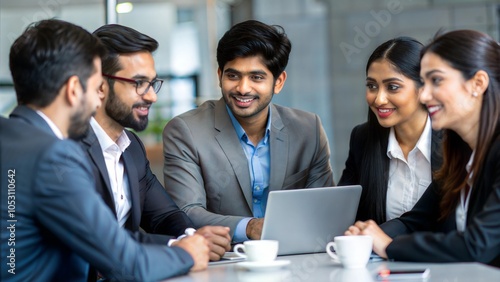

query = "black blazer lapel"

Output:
[[122, 150, 141, 231], [80, 128, 117, 215]]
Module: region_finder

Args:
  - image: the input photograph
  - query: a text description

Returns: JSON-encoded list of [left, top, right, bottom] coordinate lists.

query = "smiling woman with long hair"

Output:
[[345, 29, 500, 267], [338, 36, 442, 224]]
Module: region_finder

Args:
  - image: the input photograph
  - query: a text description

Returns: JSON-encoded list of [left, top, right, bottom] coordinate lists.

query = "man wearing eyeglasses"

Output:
[[79, 24, 231, 266]]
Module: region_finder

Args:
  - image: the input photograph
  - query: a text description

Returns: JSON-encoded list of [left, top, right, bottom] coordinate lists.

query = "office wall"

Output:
[[0, 2, 105, 115], [250, 0, 335, 179], [328, 0, 499, 181], [0, 3, 105, 81]]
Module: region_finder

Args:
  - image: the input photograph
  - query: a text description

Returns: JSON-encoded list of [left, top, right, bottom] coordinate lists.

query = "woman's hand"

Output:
[[345, 220, 392, 259]]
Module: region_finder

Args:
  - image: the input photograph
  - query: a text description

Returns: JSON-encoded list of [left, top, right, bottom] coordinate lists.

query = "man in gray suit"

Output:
[[163, 20, 334, 242], [1, 19, 208, 281]]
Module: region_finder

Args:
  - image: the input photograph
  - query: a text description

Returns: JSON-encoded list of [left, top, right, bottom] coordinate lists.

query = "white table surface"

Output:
[[162, 253, 500, 282]]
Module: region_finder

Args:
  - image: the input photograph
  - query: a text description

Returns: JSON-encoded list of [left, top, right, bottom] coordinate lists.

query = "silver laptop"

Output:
[[260, 185, 362, 255]]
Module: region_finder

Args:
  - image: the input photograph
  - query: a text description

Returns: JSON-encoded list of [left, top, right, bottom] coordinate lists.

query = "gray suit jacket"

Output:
[[1, 106, 193, 281], [163, 99, 334, 237]]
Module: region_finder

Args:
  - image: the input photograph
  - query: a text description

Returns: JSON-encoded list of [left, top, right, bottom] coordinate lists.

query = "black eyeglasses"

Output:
[[103, 74, 164, 95]]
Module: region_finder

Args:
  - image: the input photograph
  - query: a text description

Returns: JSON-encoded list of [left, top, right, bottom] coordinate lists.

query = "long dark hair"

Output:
[[358, 37, 424, 224], [421, 30, 500, 219]]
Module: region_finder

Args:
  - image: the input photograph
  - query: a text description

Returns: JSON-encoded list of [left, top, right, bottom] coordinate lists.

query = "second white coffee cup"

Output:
[[326, 235, 373, 269], [234, 240, 279, 262]]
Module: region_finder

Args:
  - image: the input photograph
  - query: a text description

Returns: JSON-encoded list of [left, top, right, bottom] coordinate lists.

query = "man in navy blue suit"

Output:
[[0, 19, 209, 281]]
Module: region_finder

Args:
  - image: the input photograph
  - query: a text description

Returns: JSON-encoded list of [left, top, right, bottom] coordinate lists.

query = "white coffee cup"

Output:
[[326, 235, 373, 269], [234, 240, 279, 262]]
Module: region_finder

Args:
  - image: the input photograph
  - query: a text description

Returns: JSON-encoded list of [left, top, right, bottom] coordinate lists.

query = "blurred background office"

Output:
[[1, 0, 499, 180]]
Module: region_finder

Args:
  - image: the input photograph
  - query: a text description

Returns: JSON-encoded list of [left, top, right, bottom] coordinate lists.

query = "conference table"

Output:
[[164, 253, 500, 282]]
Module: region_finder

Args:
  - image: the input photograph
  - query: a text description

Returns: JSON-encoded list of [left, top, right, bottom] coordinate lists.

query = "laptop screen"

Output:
[[260, 185, 362, 255]]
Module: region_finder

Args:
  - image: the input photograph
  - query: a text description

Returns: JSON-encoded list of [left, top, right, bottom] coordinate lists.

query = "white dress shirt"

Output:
[[456, 152, 475, 232], [90, 118, 132, 227], [36, 110, 64, 139], [386, 117, 432, 221]]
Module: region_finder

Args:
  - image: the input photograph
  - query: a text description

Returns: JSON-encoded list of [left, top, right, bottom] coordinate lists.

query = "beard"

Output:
[[105, 87, 149, 131], [68, 97, 94, 140]]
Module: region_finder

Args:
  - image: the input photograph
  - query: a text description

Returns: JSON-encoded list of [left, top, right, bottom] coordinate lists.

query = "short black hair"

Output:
[[9, 19, 106, 107], [216, 20, 292, 79], [93, 24, 158, 76]]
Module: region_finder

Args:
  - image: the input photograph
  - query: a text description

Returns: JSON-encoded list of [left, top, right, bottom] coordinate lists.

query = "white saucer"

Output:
[[236, 260, 291, 271]]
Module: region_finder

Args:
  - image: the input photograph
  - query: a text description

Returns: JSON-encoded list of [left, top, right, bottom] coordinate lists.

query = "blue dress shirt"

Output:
[[226, 105, 271, 242]]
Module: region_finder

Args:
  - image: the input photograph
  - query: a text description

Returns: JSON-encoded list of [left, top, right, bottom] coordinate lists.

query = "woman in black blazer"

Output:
[[338, 37, 442, 224], [346, 30, 500, 267]]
